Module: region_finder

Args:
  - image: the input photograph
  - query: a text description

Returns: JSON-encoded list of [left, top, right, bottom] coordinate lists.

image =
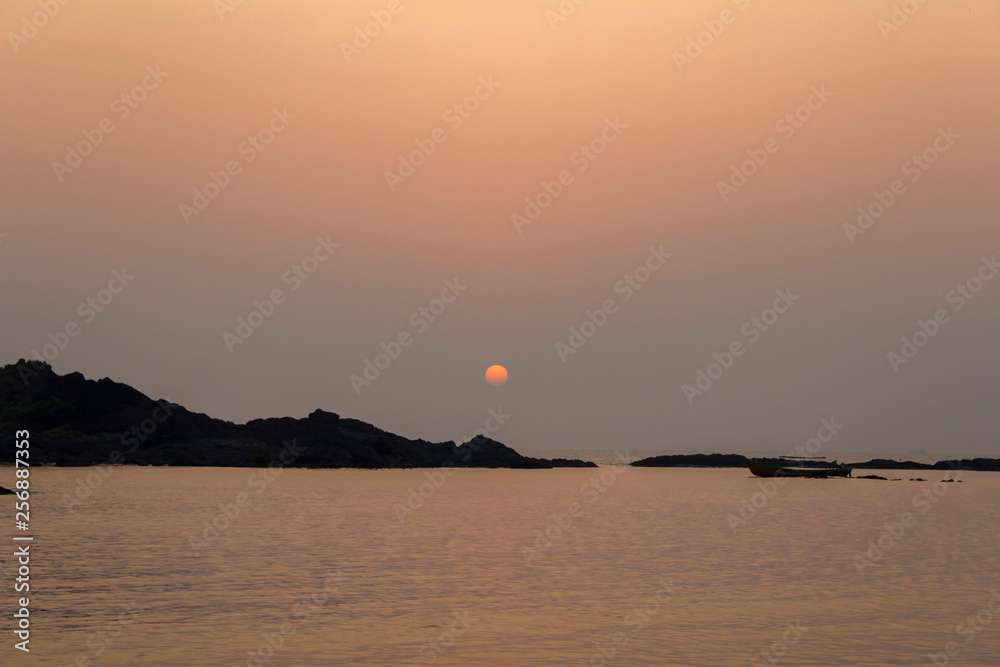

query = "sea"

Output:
[[4, 458, 998, 665]]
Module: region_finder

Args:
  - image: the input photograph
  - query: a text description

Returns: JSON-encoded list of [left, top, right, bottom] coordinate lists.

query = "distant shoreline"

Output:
[[3, 361, 995, 472], [629, 453, 1000, 471], [2, 456, 996, 472]]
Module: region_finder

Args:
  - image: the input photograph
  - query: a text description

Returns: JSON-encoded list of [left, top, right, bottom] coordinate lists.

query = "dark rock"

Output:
[[0, 361, 594, 470], [307, 409, 340, 424], [935, 458, 998, 471], [857, 474, 888, 480], [631, 453, 748, 468], [630, 452, 1000, 472], [850, 458, 936, 470]]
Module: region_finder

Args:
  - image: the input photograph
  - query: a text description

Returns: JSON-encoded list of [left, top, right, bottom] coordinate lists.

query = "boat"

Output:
[[747, 456, 852, 478]]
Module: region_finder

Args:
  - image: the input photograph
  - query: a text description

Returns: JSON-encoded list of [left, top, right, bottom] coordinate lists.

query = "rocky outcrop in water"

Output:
[[630, 453, 1000, 471], [630, 453, 750, 468], [0, 361, 596, 469]]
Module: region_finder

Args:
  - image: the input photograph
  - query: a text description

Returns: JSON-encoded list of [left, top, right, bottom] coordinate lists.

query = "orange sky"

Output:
[[2, 1, 998, 455]]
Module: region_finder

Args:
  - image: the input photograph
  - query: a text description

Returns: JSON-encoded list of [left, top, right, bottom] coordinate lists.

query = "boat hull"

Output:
[[748, 460, 852, 478]]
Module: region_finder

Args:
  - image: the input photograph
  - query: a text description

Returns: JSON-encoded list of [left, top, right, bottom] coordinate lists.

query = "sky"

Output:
[[1, 0, 998, 457]]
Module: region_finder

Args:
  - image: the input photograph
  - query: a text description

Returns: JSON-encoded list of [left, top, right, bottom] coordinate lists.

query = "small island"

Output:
[[630, 453, 1000, 472]]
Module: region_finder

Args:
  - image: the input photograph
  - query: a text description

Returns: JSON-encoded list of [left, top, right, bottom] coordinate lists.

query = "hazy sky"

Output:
[[2, 1, 998, 457]]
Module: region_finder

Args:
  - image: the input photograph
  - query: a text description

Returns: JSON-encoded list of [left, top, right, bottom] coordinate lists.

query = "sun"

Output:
[[485, 365, 508, 386]]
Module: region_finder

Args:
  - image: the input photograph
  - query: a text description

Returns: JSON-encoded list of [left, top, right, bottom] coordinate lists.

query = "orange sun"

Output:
[[485, 365, 508, 386]]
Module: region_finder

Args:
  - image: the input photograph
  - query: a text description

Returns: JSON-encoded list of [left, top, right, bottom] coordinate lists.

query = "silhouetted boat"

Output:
[[748, 457, 852, 478]]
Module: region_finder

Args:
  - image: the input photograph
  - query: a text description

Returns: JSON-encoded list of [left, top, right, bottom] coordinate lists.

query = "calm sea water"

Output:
[[4, 464, 999, 666]]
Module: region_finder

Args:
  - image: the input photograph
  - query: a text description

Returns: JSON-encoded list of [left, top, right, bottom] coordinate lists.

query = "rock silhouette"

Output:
[[0, 361, 595, 469]]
